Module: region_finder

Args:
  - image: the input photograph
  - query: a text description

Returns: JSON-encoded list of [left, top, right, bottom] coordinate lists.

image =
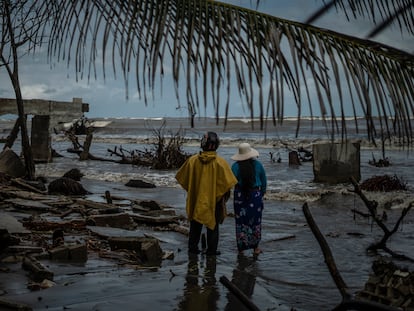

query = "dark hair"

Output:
[[200, 131, 220, 151], [239, 159, 255, 194]]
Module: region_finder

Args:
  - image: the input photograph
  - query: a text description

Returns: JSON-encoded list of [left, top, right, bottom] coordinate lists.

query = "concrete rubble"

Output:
[[0, 171, 188, 310]]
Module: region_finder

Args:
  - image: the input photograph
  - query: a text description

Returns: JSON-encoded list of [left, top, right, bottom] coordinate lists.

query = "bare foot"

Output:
[[253, 248, 262, 255]]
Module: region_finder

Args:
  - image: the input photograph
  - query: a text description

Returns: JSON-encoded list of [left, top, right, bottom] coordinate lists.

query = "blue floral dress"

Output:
[[233, 188, 264, 251]]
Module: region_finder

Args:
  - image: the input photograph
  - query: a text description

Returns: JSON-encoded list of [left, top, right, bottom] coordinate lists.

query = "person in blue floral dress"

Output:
[[231, 143, 267, 256]]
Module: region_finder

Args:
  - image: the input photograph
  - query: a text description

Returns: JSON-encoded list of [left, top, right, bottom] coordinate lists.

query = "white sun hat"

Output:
[[231, 143, 259, 161]]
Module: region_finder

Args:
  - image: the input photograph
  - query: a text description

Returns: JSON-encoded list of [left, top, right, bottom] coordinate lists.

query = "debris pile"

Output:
[[356, 259, 414, 309], [360, 175, 408, 192], [0, 169, 189, 304]]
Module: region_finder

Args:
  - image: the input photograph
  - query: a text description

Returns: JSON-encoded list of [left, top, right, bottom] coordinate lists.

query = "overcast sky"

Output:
[[0, 0, 412, 119]]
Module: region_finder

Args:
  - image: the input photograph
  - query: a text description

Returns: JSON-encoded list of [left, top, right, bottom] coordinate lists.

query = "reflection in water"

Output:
[[177, 254, 219, 311], [224, 254, 257, 311]]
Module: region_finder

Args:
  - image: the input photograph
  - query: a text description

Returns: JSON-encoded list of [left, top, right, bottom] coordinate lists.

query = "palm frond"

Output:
[[3, 0, 414, 146], [306, 0, 414, 38]]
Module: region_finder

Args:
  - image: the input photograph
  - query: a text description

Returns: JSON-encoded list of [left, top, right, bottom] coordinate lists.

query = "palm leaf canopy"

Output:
[[305, 0, 414, 38], [3, 0, 414, 145]]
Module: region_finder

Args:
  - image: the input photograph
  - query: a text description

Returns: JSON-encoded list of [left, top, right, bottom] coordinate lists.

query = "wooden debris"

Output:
[[87, 213, 136, 230], [23, 220, 87, 231], [288, 151, 301, 166], [356, 259, 414, 309], [105, 190, 112, 204], [3, 198, 53, 211], [11, 177, 47, 194], [7, 245, 44, 254], [369, 153, 390, 167], [360, 175, 407, 192]]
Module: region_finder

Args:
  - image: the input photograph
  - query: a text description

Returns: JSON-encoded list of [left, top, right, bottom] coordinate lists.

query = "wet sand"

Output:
[[1, 178, 414, 311]]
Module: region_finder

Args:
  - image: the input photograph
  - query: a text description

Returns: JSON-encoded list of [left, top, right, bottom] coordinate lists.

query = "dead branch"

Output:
[[302, 203, 401, 311], [302, 202, 349, 298], [350, 177, 413, 262]]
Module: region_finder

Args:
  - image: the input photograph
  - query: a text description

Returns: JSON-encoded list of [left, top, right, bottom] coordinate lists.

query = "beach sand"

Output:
[[1, 177, 414, 311]]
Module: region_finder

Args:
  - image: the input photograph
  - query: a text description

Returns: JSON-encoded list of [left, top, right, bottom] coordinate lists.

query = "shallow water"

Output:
[[1, 117, 414, 310]]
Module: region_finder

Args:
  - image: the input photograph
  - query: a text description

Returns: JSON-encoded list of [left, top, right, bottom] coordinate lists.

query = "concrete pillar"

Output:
[[31, 115, 52, 163], [312, 141, 360, 183]]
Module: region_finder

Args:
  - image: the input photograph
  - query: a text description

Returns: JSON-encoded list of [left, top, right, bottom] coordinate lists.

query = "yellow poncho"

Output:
[[175, 151, 237, 230]]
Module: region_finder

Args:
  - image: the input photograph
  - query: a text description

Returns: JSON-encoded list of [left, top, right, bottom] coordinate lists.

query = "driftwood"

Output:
[[350, 177, 413, 262], [302, 203, 401, 311], [219, 275, 260, 311], [368, 153, 390, 167], [79, 128, 93, 161], [11, 177, 47, 194]]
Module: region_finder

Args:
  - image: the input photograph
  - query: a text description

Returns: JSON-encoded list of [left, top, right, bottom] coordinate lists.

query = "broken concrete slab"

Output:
[[108, 236, 163, 267], [3, 198, 53, 211], [48, 244, 87, 262], [87, 213, 136, 230], [0, 212, 30, 234], [129, 213, 182, 225], [22, 256, 54, 282]]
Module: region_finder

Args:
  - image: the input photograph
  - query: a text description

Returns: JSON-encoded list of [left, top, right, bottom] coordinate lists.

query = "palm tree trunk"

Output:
[[3, 117, 20, 150], [2, 1, 35, 180], [14, 90, 36, 180]]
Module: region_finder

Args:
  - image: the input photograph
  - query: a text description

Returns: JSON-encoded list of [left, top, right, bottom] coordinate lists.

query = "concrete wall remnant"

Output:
[[313, 141, 360, 183], [31, 115, 51, 163]]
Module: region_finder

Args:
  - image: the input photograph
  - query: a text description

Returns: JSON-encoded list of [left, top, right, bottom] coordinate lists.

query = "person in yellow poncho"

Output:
[[175, 132, 237, 256]]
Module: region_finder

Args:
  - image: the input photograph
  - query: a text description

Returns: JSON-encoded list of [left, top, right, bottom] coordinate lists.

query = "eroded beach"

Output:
[[1, 117, 414, 310]]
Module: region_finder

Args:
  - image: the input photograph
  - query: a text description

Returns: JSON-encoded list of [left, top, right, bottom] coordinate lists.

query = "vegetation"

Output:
[[108, 122, 190, 169]]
